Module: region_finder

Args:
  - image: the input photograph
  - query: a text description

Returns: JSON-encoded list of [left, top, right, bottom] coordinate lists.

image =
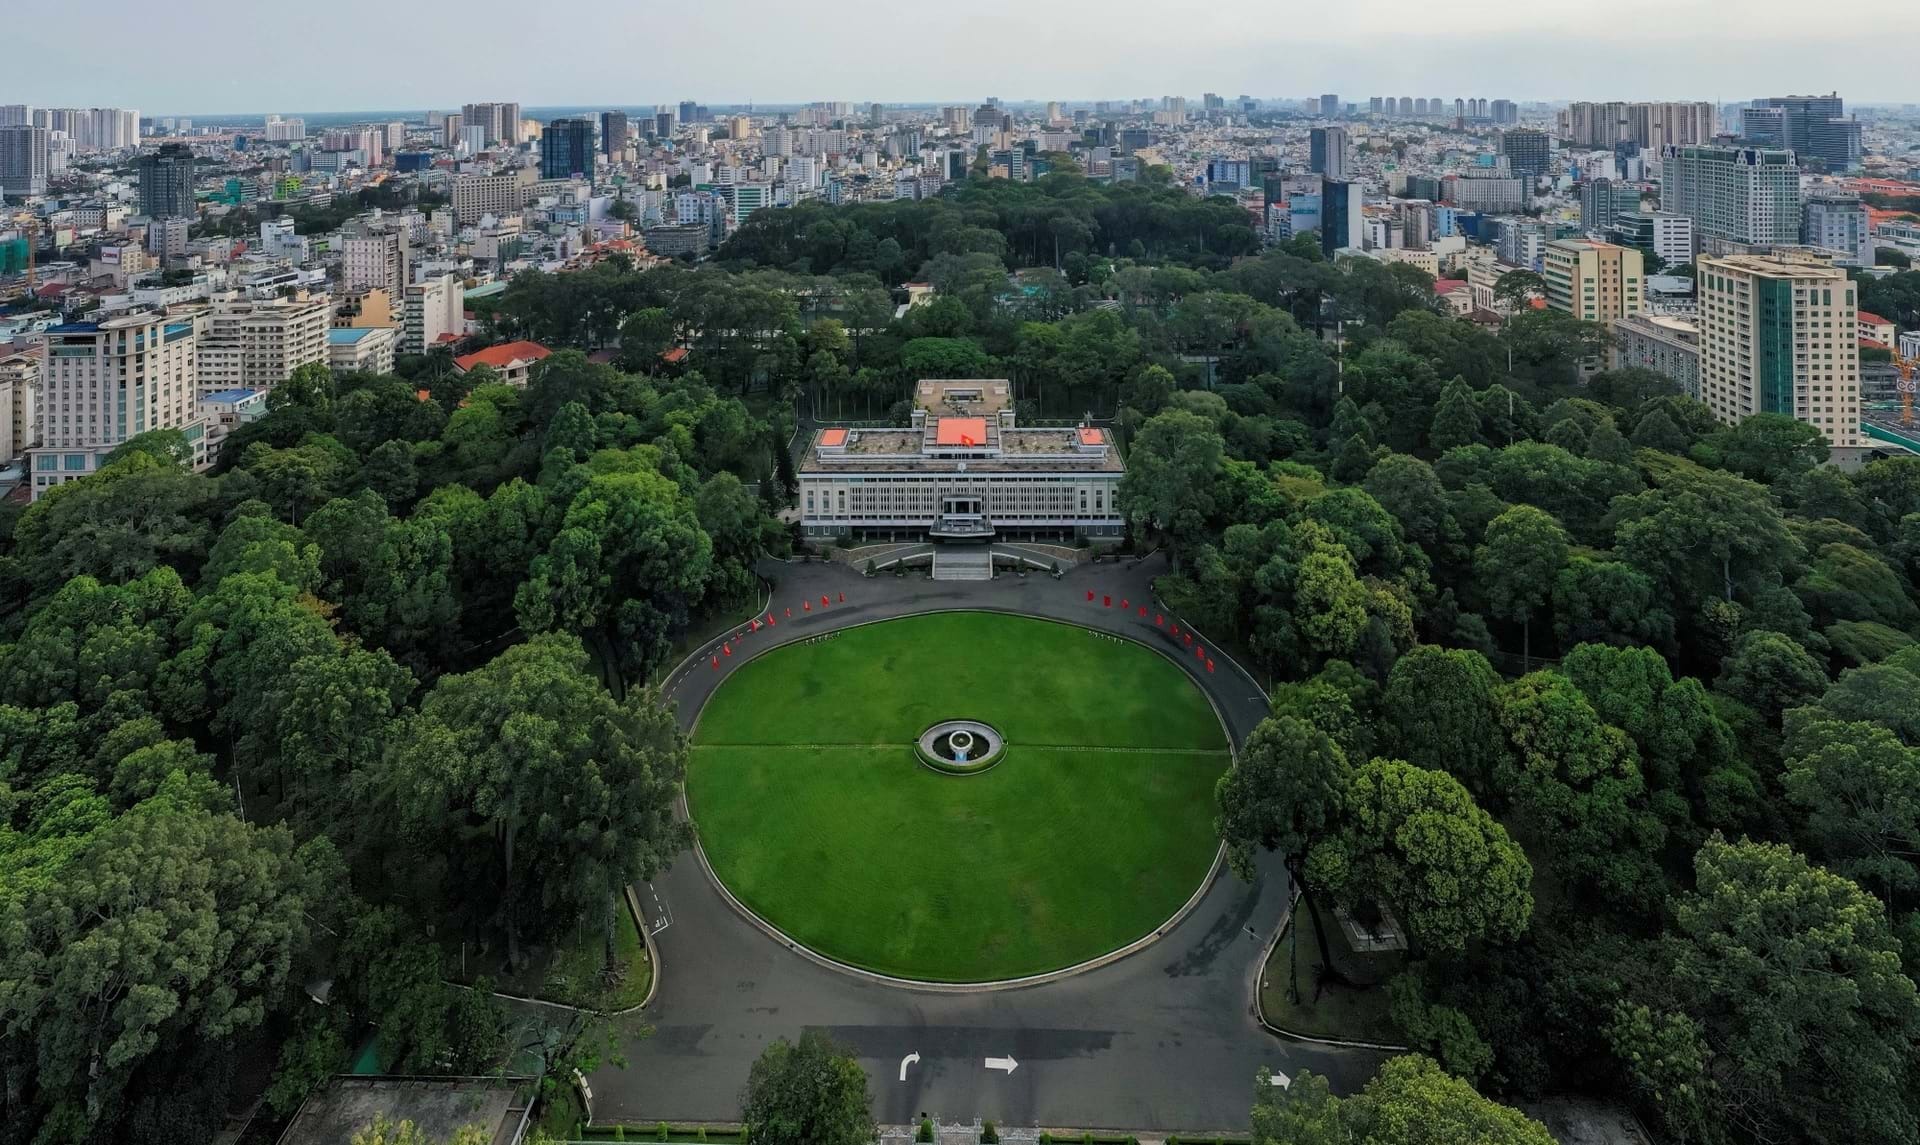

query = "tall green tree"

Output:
[[1475, 504, 1568, 666], [1119, 409, 1225, 573], [375, 634, 689, 967], [740, 1030, 876, 1145]]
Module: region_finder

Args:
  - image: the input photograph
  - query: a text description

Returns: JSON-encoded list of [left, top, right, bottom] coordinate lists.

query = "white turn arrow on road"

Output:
[[984, 1055, 1018, 1074], [899, 1052, 920, 1082], [1269, 1070, 1292, 1089]]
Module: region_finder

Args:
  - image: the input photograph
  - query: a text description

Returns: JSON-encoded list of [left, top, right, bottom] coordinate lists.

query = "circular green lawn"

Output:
[[687, 611, 1231, 982]]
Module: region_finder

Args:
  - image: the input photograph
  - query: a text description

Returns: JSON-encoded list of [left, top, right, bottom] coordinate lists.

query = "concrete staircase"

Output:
[[931, 546, 994, 581]]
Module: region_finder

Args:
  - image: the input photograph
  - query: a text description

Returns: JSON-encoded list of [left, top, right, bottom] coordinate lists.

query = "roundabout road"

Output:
[[590, 553, 1388, 1132]]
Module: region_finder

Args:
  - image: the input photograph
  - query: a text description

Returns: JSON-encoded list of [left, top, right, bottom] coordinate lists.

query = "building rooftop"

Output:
[[934, 417, 990, 446], [916, 378, 1011, 415], [326, 327, 384, 344], [453, 340, 551, 372], [201, 388, 262, 403]]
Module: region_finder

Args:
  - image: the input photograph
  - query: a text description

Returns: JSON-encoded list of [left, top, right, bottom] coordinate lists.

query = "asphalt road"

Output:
[[589, 554, 1386, 1132]]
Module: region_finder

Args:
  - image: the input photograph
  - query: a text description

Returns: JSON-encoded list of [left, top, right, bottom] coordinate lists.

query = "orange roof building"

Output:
[[452, 340, 551, 386]]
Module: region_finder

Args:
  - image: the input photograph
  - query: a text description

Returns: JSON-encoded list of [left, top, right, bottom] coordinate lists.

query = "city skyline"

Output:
[[4, 0, 1916, 113]]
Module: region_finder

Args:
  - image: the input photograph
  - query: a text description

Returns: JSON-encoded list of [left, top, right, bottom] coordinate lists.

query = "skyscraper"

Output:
[[1696, 254, 1859, 447], [461, 102, 522, 146], [1742, 94, 1859, 170], [0, 125, 49, 198], [1322, 179, 1363, 256], [1558, 101, 1715, 150], [1309, 127, 1348, 180], [679, 100, 699, 125], [1660, 145, 1802, 251], [136, 142, 195, 218], [1319, 94, 1339, 117], [600, 110, 629, 158], [1498, 128, 1550, 180], [540, 118, 594, 180]]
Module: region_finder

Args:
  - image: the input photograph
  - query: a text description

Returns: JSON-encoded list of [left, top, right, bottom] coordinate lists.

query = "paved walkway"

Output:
[[596, 554, 1385, 1132]]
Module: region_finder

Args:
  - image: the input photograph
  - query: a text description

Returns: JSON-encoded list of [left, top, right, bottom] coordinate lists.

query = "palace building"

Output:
[[798, 379, 1124, 544]]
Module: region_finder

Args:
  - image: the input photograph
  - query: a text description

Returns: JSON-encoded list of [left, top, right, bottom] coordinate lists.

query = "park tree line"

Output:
[[0, 352, 786, 1143]]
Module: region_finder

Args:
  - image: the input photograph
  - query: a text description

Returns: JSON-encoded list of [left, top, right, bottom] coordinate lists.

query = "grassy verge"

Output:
[[451, 898, 652, 1012], [1259, 901, 1406, 1045]]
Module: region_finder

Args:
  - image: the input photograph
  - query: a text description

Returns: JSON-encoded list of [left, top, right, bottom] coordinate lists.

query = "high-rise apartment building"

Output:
[[0, 349, 40, 462], [1542, 238, 1645, 322], [1319, 94, 1339, 117], [1802, 190, 1873, 267], [194, 294, 331, 395], [343, 229, 409, 297], [0, 105, 30, 127], [1611, 313, 1701, 397], [679, 100, 699, 125], [1659, 145, 1801, 251], [600, 110, 629, 158], [540, 118, 594, 179], [402, 273, 465, 356], [1309, 127, 1348, 180], [452, 173, 529, 223], [1498, 128, 1550, 180], [1695, 254, 1859, 447], [0, 125, 50, 198], [461, 102, 522, 146], [136, 143, 195, 218], [1558, 101, 1715, 150]]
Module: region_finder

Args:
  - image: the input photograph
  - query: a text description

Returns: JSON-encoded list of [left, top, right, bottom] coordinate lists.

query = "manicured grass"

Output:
[[688, 612, 1229, 981], [1259, 902, 1406, 1045]]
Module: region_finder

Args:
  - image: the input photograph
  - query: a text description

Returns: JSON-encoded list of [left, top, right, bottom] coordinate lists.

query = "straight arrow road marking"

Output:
[[1269, 1070, 1292, 1089], [899, 1052, 920, 1082], [984, 1055, 1018, 1074]]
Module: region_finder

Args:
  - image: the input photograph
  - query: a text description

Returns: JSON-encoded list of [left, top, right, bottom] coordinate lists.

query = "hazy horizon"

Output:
[[6, 0, 1915, 114]]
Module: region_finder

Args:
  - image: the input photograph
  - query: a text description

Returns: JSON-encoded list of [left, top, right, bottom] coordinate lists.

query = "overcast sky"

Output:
[[6, 0, 1911, 114]]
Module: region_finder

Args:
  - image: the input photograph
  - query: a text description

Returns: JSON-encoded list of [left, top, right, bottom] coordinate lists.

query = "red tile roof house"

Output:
[[452, 340, 552, 387]]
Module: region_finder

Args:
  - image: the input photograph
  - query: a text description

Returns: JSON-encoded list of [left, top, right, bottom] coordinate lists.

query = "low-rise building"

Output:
[[799, 379, 1123, 544], [327, 326, 398, 375], [452, 339, 551, 386]]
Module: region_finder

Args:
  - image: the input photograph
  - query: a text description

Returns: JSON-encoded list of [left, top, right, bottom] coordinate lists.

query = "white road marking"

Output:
[[984, 1055, 1018, 1074], [899, 1052, 921, 1081], [1269, 1070, 1291, 1088]]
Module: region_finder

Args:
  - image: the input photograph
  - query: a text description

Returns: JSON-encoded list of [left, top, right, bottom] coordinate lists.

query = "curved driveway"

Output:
[[590, 554, 1387, 1132]]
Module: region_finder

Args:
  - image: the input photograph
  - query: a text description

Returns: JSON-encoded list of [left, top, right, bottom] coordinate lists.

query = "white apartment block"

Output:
[[0, 350, 40, 462], [1696, 255, 1859, 449], [343, 230, 408, 297], [327, 326, 398, 375], [402, 273, 464, 356], [193, 294, 331, 395], [1611, 313, 1701, 399]]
